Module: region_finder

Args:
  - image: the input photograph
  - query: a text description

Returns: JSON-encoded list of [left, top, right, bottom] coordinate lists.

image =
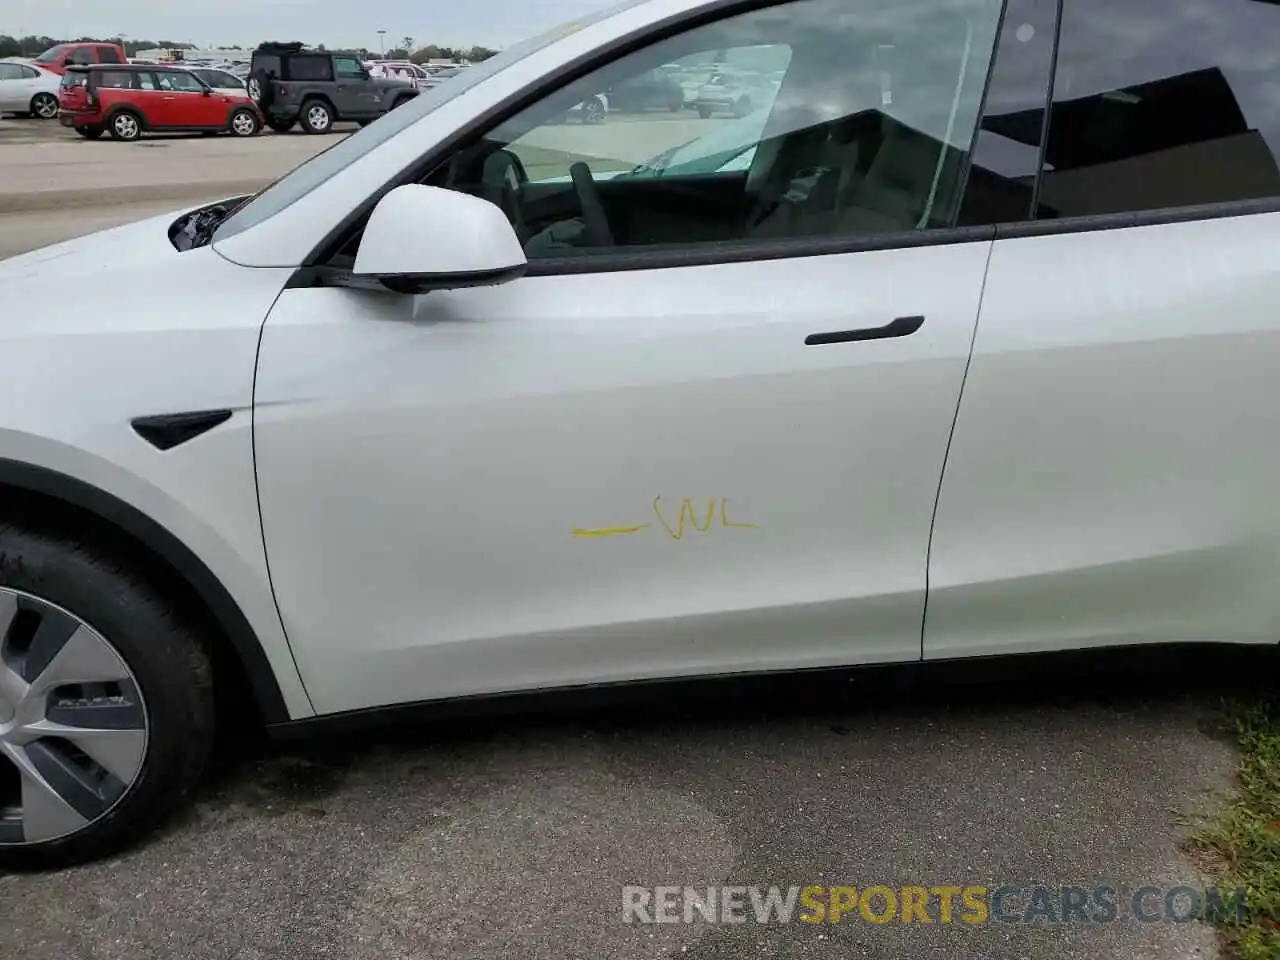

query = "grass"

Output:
[[1188, 701, 1280, 959]]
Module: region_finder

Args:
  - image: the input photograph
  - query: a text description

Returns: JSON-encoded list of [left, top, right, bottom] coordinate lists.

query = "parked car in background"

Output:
[[58, 64, 262, 141], [691, 66, 781, 117], [247, 42, 418, 134], [606, 66, 685, 113], [191, 68, 247, 92], [28, 42, 127, 75], [0, 60, 61, 119]]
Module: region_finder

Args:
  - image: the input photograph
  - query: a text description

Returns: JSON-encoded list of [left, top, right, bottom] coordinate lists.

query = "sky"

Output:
[[3, 0, 617, 50]]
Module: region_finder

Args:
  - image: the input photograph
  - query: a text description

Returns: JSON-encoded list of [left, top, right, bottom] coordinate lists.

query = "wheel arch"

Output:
[[0, 459, 292, 725]]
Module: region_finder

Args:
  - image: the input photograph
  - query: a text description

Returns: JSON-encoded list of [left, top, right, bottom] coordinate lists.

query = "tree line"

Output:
[[0, 34, 497, 62]]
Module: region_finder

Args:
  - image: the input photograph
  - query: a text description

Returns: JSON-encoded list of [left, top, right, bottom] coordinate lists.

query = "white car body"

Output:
[[3, 0, 1280, 736], [0, 60, 60, 117]]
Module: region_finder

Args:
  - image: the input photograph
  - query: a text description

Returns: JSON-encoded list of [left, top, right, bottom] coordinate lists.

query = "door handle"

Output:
[[804, 314, 925, 346]]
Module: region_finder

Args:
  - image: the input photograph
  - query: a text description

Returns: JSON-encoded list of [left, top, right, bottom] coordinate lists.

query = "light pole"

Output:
[[377, 30, 386, 57]]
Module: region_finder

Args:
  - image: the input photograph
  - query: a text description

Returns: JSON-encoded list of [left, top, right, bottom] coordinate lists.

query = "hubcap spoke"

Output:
[[1, 741, 90, 844], [21, 719, 146, 784], [27, 624, 131, 696]]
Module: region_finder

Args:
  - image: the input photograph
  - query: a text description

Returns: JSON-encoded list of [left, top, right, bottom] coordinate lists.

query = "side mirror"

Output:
[[353, 184, 527, 295], [201, 87, 212, 96]]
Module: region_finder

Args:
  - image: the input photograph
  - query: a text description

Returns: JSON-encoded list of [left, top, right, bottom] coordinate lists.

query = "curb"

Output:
[[0, 179, 272, 215]]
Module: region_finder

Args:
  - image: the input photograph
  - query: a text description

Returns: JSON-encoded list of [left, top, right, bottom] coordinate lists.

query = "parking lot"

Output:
[[0, 110, 1267, 960]]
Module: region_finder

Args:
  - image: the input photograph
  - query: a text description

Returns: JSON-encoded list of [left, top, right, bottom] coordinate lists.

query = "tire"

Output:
[[732, 96, 752, 118], [697, 104, 713, 119], [582, 97, 606, 125], [265, 117, 295, 134], [668, 98, 684, 113], [29, 93, 59, 120], [228, 108, 260, 137], [107, 111, 142, 142], [0, 522, 215, 870], [299, 98, 334, 134], [74, 126, 103, 140]]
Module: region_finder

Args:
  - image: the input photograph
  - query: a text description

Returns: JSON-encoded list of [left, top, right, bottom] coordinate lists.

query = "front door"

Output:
[[253, 0, 1006, 716], [332, 56, 374, 116]]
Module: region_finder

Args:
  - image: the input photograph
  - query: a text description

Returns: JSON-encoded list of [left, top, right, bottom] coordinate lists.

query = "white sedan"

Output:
[[2, 0, 1280, 869], [0, 59, 60, 119]]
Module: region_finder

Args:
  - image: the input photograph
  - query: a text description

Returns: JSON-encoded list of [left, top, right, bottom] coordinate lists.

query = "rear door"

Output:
[[926, 0, 1280, 658], [0, 63, 32, 112]]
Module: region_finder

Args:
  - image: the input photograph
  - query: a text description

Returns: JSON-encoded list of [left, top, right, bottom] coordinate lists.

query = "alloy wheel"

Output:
[[307, 104, 331, 131], [231, 111, 257, 136], [32, 94, 59, 120], [0, 587, 149, 846], [114, 114, 139, 140]]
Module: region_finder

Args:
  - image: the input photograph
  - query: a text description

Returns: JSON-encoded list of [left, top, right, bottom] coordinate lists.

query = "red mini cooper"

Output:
[[58, 64, 263, 141]]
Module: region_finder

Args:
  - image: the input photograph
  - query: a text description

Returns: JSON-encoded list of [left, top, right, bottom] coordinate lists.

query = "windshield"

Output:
[[35, 45, 68, 64], [214, 2, 639, 243]]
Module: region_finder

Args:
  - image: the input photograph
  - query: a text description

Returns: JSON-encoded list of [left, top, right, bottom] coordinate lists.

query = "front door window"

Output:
[[431, 0, 1003, 258]]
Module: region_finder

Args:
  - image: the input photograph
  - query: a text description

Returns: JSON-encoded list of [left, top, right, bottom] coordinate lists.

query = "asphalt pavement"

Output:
[[1, 646, 1269, 960], [0, 111, 1268, 960]]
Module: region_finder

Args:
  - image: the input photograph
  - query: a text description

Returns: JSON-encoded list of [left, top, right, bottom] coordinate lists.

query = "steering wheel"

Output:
[[569, 161, 615, 247]]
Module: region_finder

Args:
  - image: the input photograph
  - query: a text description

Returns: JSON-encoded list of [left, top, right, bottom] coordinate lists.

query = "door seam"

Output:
[[920, 238, 997, 659]]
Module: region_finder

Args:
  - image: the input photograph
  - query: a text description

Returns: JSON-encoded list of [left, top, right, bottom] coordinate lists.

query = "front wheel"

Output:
[[299, 99, 334, 134], [29, 93, 59, 120], [74, 125, 103, 140], [228, 108, 261, 137], [0, 524, 215, 870]]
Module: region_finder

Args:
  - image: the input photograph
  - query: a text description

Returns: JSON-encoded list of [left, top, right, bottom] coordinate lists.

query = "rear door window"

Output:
[[286, 56, 334, 82], [1039, 0, 1280, 217]]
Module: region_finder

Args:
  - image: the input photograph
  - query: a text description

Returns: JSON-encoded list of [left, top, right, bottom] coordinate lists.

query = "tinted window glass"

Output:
[[432, 0, 1003, 260], [98, 47, 123, 64], [254, 55, 282, 77], [955, 0, 1058, 224], [287, 56, 334, 81], [67, 48, 95, 66], [35, 45, 68, 64], [59, 71, 88, 88], [137, 72, 159, 91], [0, 63, 24, 81], [1042, 0, 1280, 217], [97, 70, 135, 89]]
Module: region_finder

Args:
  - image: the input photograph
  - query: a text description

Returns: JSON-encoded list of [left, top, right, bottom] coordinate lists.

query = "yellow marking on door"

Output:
[[570, 523, 652, 538], [720, 499, 760, 529], [572, 498, 758, 540]]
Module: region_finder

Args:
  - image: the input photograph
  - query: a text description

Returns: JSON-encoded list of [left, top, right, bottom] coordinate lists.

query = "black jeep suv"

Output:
[[248, 42, 418, 134]]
